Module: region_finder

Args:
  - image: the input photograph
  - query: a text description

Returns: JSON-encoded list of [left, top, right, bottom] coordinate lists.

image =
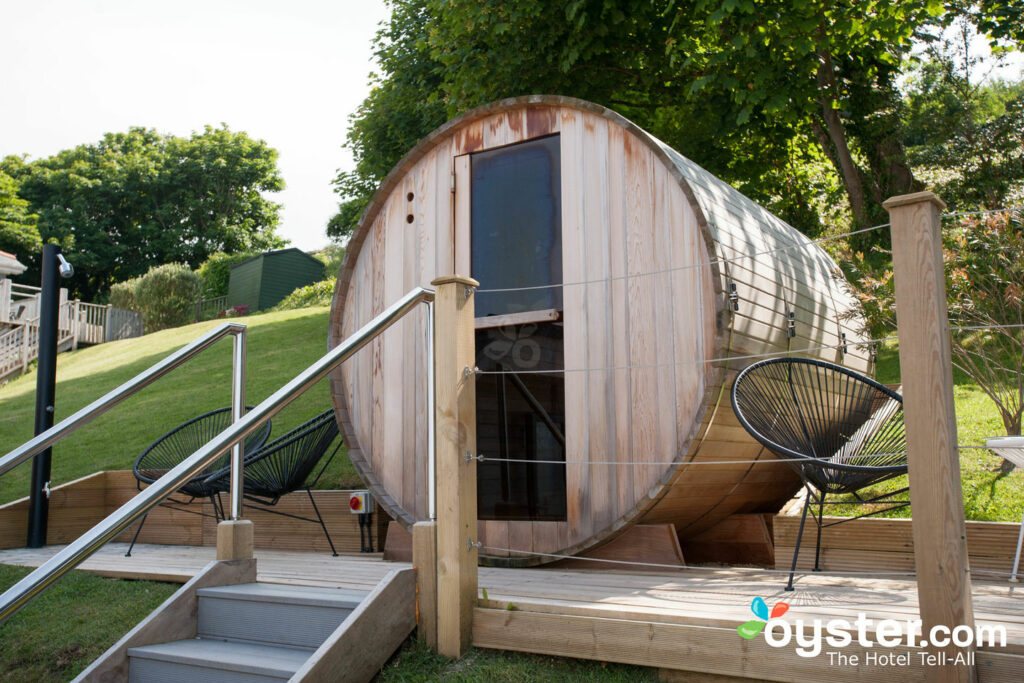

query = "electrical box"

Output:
[[348, 491, 373, 514]]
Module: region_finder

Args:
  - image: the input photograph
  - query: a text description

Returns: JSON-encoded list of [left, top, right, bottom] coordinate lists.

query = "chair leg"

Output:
[[125, 514, 148, 557], [786, 493, 813, 591], [306, 489, 338, 557], [813, 494, 826, 572]]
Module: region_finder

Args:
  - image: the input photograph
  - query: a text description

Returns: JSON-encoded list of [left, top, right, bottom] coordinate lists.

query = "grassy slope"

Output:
[[0, 307, 360, 506]]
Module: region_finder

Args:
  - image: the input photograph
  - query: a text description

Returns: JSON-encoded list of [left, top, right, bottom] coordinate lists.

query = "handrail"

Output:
[[0, 322, 247, 479], [0, 286, 435, 623]]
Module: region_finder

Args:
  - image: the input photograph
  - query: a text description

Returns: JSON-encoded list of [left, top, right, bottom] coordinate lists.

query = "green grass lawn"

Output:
[[0, 564, 177, 681], [0, 306, 362, 506]]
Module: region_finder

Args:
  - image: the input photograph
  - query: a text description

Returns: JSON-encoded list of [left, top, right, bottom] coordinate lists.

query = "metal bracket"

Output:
[[465, 451, 484, 464], [42, 481, 51, 499], [463, 285, 476, 300], [728, 283, 739, 312], [787, 312, 796, 339], [840, 332, 848, 356], [463, 366, 479, 379], [468, 538, 482, 552]]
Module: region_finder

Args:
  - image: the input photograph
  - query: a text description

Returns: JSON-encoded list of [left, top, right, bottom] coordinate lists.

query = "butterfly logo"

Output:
[[737, 597, 789, 639]]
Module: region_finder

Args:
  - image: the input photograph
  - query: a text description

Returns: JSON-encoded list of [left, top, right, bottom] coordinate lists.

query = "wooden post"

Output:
[[0, 278, 10, 323], [431, 275, 479, 658], [216, 519, 254, 561], [412, 520, 438, 648], [886, 191, 975, 682], [71, 300, 80, 351]]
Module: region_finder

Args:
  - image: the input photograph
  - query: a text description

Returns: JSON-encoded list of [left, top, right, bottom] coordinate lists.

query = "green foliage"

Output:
[[850, 211, 1024, 462], [1, 125, 285, 301], [902, 26, 1024, 210], [0, 166, 40, 258], [334, 1, 1013, 246], [273, 279, 335, 311], [108, 276, 141, 312], [0, 565, 177, 681], [196, 251, 254, 298], [132, 263, 202, 332], [313, 244, 346, 280]]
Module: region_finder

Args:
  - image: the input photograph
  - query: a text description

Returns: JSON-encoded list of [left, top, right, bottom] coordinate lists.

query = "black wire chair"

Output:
[[202, 409, 344, 556], [731, 358, 908, 591], [127, 406, 272, 556]]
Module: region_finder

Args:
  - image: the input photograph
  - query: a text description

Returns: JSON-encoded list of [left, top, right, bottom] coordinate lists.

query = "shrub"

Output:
[[196, 252, 253, 298], [313, 245, 345, 280], [108, 276, 141, 311], [273, 279, 335, 311], [133, 263, 202, 331]]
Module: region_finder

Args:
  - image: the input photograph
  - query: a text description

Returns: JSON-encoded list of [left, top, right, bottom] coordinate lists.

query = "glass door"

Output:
[[459, 135, 567, 521]]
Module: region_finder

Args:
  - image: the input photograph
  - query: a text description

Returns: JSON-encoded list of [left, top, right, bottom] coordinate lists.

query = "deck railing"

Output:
[[194, 295, 228, 321], [1, 282, 143, 382]]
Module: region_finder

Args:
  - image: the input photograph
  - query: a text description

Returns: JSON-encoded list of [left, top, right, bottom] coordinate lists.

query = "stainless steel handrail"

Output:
[[0, 286, 435, 623], [0, 321, 248, 479]]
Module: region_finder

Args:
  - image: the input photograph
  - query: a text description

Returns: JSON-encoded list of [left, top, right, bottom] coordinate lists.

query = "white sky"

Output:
[[0, 0, 389, 252]]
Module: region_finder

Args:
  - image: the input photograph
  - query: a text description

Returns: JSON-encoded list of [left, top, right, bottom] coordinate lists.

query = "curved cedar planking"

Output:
[[328, 96, 872, 565]]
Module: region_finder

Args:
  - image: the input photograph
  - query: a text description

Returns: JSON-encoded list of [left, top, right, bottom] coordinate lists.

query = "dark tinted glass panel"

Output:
[[471, 135, 562, 318], [476, 323, 566, 521]]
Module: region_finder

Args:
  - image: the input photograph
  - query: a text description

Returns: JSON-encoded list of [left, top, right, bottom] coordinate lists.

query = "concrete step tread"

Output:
[[197, 582, 367, 608], [127, 638, 311, 677]]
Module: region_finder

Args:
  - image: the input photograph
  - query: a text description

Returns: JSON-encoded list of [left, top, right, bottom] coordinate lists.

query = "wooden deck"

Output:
[[2, 543, 1023, 681]]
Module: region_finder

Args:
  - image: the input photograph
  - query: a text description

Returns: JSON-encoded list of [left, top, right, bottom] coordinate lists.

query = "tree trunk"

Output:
[[815, 50, 871, 229]]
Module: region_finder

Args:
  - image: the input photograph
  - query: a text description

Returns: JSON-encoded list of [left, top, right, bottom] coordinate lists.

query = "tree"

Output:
[[333, 1, 1024, 248], [330, 0, 834, 240], [2, 125, 285, 300], [0, 167, 41, 258], [902, 19, 1024, 210]]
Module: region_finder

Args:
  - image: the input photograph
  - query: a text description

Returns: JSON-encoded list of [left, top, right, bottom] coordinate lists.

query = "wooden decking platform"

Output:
[[2, 543, 1023, 681]]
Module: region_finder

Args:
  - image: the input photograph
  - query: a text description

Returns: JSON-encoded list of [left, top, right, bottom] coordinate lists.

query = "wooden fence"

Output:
[[0, 471, 391, 555]]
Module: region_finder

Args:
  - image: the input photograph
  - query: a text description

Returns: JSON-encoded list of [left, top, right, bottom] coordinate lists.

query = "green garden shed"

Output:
[[227, 248, 324, 311]]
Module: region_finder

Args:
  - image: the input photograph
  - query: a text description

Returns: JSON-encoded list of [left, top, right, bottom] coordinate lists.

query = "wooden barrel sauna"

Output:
[[328, 96, 872, 566]]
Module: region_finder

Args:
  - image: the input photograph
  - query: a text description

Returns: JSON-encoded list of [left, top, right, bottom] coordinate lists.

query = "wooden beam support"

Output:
[[886, 191, 975, 683], [431, 275, 479, 658], [413, 521, 438, 648]]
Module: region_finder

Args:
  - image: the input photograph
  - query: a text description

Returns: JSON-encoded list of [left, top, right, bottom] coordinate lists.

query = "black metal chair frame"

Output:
[[731, 357, 909, 591], [202, 409, 344, 556], [126, 406, 271, 556]]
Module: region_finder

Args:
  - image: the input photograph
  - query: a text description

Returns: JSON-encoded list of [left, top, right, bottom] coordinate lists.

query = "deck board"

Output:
[[2, 543, 1022, 680]]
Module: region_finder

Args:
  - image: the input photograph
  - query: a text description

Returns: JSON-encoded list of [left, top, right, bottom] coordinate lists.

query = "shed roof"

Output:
[[229, 247, 324, 270], [0, 250, 27, 277]]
